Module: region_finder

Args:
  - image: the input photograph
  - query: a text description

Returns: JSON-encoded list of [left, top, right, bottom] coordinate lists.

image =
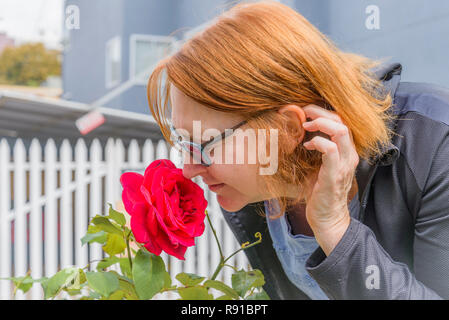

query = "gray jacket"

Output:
[[221, 62, 449, 299]]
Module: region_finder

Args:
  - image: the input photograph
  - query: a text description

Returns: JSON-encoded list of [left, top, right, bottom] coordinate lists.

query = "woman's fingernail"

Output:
[[303, 122, 312, 128]]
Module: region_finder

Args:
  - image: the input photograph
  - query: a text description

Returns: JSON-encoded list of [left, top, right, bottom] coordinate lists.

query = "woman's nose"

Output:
[[181, 151, 207, 179], [182, 162, 207, 180]]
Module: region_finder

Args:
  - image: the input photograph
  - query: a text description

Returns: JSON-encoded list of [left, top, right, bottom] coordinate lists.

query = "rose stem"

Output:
[[205, 210, 226, 280], [126, 229, 133, 270], [211, 232, 262, 281]]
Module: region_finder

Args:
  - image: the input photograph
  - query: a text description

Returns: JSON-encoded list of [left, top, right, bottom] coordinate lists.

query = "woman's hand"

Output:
[[301, 104, 359, 256]]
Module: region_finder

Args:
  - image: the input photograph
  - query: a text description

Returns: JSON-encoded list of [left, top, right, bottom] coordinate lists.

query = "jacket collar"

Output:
[[369, 62, 402, 166], [354, 62, 403, 208]]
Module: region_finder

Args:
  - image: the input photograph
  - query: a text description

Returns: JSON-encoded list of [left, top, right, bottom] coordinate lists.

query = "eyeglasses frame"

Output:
[[169, 119, 249, 167]]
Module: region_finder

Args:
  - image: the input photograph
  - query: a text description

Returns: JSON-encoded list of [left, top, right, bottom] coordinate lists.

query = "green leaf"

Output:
[[246, 289, 270, 300], [177, 286, 214, 300], [85, 271, 119, 298], [65, 269, 87, 291], [216, 294, 234, 300], [164, 270, 174, 289], [87, 290, 102, 300], [118, 278, 139, 300], [33, 276, 49, 291], [44, 267, 79, 299], [79, 270, 87, 284], [108, 204, 127, 226], [204, 280, 239, 300], [108, 290, 125, 300], [231, 269, 265, 298], [87, 224, 101, 234], [39, 278, 50, 297], [63, 287, 82, 296], [81, 231, 107, 245], [175, 272, 205, 286], [96, 256, 121, 271], [119, 258, 133, 279], [132, 248, 168, 300], [6, 275, 34, 294], [102, 233, 127, 256], [107, 270, 133, 285], [91, 216, 122, 236]]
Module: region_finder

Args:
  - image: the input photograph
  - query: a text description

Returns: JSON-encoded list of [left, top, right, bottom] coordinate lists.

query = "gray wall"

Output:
[[62, 0, 233, 110], [173, 0, 235, 32], [63, 0, 125, 103], [291, 0, 449, 87]]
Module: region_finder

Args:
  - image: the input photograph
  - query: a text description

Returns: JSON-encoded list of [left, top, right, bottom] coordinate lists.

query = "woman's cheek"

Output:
[[209, 137, 258, 194], [209, 139, 235, 165], [226, 138, 237, 164]]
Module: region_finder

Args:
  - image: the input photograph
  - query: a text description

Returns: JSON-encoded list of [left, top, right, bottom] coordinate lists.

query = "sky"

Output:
[[0, 0, 64, 49]]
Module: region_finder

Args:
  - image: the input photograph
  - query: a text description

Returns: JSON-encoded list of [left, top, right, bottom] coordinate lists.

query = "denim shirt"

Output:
[[264, 193, 360, 300]]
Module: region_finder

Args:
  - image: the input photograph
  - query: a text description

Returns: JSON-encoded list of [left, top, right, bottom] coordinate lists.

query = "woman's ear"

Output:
[[278, 104, 307, 154]]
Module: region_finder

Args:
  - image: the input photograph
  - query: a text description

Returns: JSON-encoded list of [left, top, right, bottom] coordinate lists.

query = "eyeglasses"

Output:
[[169, 120, 248, 167]]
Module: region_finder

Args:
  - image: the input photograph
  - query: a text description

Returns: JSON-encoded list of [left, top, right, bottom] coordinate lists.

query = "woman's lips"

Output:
[[208, 183, 225, 192]]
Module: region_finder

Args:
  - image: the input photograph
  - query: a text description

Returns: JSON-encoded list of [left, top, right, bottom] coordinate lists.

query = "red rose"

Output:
[[120, 159, 208, 260]]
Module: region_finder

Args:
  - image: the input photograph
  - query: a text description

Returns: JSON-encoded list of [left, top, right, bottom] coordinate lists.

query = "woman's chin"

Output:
[[216, 194, 246, 213]]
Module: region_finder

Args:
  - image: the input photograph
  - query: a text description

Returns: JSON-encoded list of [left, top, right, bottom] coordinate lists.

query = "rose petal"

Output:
[[150, 167, 171, 196], [120, 171, 144, 189], [130, 204, 150, 244], [120, 172, 146, 215], [130, 203, 162, 255], [143, 160, 176, 189], [155, 202, 195, 247], [155, 231, 188, 260], [145, 204, 159, 238]]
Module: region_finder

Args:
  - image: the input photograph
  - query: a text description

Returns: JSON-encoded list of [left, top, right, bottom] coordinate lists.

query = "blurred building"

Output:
[[62, 0, 236, 114], [62, 0, 449, 114], [0, 32, 15, 54]]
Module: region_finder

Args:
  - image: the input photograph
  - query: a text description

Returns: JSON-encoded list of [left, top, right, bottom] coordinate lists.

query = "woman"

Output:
[[147, 1, 449, 299]]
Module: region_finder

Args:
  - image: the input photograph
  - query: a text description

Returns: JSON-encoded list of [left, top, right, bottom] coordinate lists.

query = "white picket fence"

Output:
[[0, 137, 251, 300]]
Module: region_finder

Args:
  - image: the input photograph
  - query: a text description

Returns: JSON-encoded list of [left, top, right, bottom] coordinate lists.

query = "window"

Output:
[[105, 36, 121, 88], [129, 34, 175, 80]]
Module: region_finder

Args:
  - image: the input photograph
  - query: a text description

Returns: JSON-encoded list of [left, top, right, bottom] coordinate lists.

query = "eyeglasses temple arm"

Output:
[[200, 120, 248, 148]]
